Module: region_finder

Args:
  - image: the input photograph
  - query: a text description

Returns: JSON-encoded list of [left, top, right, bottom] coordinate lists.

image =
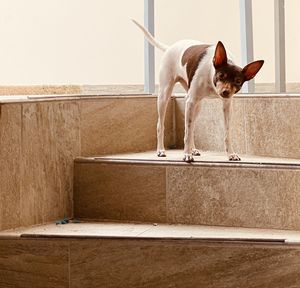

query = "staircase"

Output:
[[74, 150, 300, 230], [0, 93, 300, 287]]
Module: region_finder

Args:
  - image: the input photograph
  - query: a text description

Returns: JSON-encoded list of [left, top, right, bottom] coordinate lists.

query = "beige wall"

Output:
[[0, 0, 299, 85]]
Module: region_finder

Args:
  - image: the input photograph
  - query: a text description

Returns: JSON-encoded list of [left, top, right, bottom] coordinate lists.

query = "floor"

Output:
[[1, 221, 300, 243]]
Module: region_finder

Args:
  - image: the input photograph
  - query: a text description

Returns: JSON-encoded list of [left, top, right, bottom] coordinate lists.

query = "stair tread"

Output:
[[2, 221, 300, 243], [76, 150, 300, 169]]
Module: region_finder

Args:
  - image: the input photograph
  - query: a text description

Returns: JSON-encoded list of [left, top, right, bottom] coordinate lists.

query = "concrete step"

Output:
[[1, 222, 300, 287], [74, 150, 300, 230]]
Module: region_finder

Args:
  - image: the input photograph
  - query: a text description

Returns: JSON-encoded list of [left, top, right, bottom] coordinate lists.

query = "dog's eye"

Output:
[[219, 72, 226, 80], [235, 78, 242, 85]]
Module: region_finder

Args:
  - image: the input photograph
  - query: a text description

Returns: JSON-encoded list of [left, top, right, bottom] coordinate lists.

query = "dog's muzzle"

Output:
[[220, 89, 230, 98]]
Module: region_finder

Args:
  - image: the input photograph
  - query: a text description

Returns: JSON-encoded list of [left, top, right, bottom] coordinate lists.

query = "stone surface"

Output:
[[3, 222, 300, 242], [70, 239, 300, 288], [1, 94, 299, 232], [81, 83, 300, 94], [174, 96, 300, 159], [167, 166, 300, 230], [1, 236, 300, 288], [1, 223, 300, 287], [20, 101, 81, 227], [80, 97, 174, 156], [0, 96, 172, 231], [0, 104, 22, 230], [0, 101, 81, 231], [89, 149, 300, 166], [175, 97, 247, 155], [74, 163, 167, 222], [0, 239, 69, 288], [2, 83, 300, 97], [0, 85, 81, 95], [244, 97, 300, 158], [74, 151, 300, 230]]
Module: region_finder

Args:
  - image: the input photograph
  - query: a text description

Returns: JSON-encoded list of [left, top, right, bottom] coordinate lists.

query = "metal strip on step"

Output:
[[79, 157, 300, 170], [19, 233, 286, 244]]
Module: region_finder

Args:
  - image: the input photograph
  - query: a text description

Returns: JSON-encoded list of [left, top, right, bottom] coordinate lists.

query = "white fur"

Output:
[[132, 20, 240, 162], [131, 19, 168, 52]]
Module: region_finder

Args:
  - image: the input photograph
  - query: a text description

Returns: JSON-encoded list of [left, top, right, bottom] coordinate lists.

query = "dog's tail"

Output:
[[131, 19, 168, 52]]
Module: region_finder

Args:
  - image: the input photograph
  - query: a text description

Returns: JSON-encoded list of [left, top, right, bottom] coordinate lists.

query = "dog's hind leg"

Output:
[[157, 75, 175, 157], [178, 78, 201, 156], [191, 102, 202, 156]]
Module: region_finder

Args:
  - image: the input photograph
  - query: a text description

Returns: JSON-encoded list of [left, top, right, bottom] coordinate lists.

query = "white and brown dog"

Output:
[[132, 19, 264, 163]]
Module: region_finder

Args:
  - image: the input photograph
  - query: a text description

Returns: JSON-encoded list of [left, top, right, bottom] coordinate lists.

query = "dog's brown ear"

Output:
[[213, 41, 227, 68], [242, 60, 264, 81]]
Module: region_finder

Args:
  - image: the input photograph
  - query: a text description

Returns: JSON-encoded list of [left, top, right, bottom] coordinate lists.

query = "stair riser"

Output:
[[74, 162, 300, 230], [74, 163, 167, 223], [80, 97, 174, 156], [175, 96, 300, 159], [1, 238, 300, 288]]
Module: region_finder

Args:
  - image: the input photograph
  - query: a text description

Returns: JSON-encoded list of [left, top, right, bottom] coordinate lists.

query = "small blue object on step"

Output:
[[56, 218, 69, 225], [55, 218, 81, 225]]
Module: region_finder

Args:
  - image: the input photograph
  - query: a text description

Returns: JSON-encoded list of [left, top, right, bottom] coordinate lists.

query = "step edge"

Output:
[[74, 157, 300, 170], [0, 94, 157, 104], [2, 93, 300, 105], [18, 233, 287, 244]]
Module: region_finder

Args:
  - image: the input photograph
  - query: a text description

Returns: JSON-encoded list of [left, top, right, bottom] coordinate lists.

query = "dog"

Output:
[[132, 19, 264, 163]]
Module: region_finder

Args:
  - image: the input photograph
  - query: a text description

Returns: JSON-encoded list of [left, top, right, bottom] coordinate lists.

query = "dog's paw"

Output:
[[157, 150, 166, 157], [229, 153, 241, 161], [192, 149, 201, 156], [183, 154, 194, 163]]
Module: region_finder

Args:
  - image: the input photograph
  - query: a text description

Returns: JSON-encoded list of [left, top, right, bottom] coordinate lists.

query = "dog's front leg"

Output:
[[183, 97, 199, 163], [223, 99, 241, 161], [191, 102, 202, 156]]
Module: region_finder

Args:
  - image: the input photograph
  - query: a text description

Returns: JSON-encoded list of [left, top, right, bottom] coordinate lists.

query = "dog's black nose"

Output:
[[221, 90, 230, 98]]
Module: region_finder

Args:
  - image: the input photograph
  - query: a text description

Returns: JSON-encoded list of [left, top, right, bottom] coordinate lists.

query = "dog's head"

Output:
[[212, 41, 264, 98]]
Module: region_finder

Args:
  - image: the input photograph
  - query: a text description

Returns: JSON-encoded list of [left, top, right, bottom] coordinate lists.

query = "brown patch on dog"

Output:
[[175, 76, 189, 92], [181, 44, 211, 88]]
